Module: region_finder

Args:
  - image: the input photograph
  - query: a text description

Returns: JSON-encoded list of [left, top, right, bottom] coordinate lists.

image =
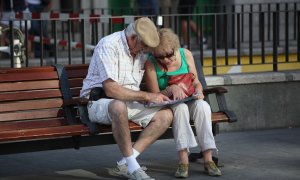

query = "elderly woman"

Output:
[[145, 28, 221, 178]]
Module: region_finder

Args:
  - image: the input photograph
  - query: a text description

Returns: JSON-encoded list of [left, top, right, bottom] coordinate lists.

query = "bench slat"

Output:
[[211, 112, 230, 123], [66, 69, 88, 78], [0, 89, 62, 102], [0, 66, 55, 73], [0, 99, 63, 113], [0, 118, 69, 131], [69, 78, 84, 88], [0, 109, 65, 122], [0, 72, 58, 82], [0, 80, 59, 92], [0, 125, 90, 142]]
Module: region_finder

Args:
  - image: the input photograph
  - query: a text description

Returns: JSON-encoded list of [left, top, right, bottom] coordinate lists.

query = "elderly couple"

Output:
[[80, 17, 221, 180]]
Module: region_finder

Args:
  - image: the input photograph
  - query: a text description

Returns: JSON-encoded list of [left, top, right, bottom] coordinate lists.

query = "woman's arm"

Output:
[[184, 49, 205, 99], [145, 60, 173, 96]]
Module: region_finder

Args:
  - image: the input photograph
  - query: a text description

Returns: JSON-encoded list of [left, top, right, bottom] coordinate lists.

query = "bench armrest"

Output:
[[63, 98, 99, 135], [203, 87, 227, 95], [204, 87, 237, 123]]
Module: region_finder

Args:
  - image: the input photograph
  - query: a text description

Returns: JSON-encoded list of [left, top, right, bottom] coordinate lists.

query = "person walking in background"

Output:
[[145, 28, 221, 178], [26, 0, 52, 58], [80, 17, 173, 180], [136, 0, 159, 15], [157, 0, 177, 28], [178, 0, 207, 49]]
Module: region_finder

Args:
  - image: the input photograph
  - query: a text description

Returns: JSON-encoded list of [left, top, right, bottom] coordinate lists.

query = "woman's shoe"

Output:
[[175, 163, 189, 178], [204, 161, 222, 176]]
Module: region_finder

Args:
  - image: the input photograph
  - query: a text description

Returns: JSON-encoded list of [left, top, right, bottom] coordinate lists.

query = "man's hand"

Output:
[[147, 92, 171, 104]]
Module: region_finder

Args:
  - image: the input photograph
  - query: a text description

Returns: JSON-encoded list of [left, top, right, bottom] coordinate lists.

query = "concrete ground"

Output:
[[0, 127, 299, 180]]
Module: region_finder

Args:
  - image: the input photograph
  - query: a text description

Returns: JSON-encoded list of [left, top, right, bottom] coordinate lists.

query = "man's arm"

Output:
[[103, 79, 170, 103]]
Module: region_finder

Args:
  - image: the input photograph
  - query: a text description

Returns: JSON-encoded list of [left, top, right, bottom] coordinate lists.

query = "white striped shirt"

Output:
[[80, 30, 147, 98]]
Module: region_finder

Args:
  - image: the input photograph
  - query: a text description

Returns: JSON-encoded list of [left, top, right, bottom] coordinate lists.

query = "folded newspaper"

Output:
[[144, 96, 195, 107]]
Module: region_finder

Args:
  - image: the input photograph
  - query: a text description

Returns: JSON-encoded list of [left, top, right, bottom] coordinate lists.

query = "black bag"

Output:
[[41, 0, 51, 6], [89, 87, 109, 101]]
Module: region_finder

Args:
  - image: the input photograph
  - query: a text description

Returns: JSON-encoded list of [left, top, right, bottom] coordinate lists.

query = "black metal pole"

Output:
[[9, 21, 14, 68], [261, 11, 265, 64], [67, 20, 72, 65], [212, 14, 217, 75], [285, 3, 289, 63], [224, 14, 228, 65], [81, 19, 86, 64], [297, 11, 300, 61], [249, 4, 253, 64], [273, 12, 278, 71], [237, 13, 241, 65], [53, 20, 58, 64], [39, 19, 43, 66]]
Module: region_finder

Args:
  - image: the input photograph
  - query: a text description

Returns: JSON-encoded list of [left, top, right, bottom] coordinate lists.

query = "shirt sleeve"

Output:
[[95, 43, 119, 83]]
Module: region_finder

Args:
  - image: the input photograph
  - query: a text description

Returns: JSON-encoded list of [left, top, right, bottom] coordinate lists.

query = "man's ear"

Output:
[[130, 35, 138, 41]]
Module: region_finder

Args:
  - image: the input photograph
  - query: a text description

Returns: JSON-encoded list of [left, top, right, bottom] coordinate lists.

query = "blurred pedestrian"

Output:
[[27, 0, 52, 58], [178, 0, 207, 49], [136, 0, 159, 15]]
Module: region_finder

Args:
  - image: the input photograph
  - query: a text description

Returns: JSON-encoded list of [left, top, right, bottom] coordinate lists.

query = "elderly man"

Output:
[[80, 17, 173, 180]]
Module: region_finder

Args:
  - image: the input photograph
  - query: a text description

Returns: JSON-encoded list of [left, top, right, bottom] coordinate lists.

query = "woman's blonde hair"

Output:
[[154, 28, 180, 55]]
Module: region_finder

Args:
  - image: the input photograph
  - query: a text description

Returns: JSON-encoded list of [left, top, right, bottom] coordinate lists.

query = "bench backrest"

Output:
[[0, 66, 86, 142]]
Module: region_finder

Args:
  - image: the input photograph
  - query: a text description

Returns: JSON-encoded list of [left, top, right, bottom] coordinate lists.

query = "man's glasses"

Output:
[[155, 49, 175, 60]]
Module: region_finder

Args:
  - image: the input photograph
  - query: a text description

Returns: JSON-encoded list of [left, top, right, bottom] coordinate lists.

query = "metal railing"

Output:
[[0, 2, 299, 75]]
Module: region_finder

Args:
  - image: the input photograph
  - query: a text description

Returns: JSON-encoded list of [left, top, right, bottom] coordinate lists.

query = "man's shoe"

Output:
[[108, 163, 130, 178], [108, 164, 148, 178], [128, 168, 154, 180], [204, 161, 222, 176], [174, 163, 189, 178]]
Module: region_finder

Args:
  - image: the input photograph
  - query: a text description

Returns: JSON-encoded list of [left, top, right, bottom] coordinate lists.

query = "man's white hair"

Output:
[[125, 22, 141, 42]]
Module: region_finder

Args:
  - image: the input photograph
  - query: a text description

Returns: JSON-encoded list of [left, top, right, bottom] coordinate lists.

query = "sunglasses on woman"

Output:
[[155, 49, 175, 60]]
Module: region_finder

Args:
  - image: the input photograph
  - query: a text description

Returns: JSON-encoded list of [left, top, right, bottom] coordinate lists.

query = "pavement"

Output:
[[0, 127, 299, 180]]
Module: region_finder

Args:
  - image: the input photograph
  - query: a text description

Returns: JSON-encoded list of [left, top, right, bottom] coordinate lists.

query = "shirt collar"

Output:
[[121, 30, 131, 56]]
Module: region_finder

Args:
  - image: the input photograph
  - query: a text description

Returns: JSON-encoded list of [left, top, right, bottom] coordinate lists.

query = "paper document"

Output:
[[144, 96, 195, 107]]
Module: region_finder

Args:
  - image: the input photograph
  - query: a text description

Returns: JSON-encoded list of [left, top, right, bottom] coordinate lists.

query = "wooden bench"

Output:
[[0, 63, 237, 158], [0, 66, 90, 154], [60, 63, 237, 162]]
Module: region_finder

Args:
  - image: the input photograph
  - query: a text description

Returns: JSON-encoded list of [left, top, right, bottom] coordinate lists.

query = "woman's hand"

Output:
[[193, 90, 205, 100], [168, 85, 188, 100]]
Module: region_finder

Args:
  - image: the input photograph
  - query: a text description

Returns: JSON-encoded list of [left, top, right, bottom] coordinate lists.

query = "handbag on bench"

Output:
[[168, 73, 195, 97], [89, 87, 110, 101]]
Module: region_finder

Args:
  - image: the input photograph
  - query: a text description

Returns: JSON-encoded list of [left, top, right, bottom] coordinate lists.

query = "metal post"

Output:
[[273, 12, 278, 71], [9, 21, 14, 68], [249, 4, 253, 64], [297, 11, 300, 61], [199, 15, 204, 66], [224, 14, 228, 65], [53, 20, 58, 64], [285, 3, 289, 62], [67, 20, 72, 65], [24, 21, 28, 67], [237, 13, 241, 65], [261, 11, 265, 64], [81, 19, 86, 64], [212, 14, 217, 75], [39, 19, 43, 66]]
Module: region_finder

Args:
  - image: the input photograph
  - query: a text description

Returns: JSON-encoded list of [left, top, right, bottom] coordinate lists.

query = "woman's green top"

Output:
[[149, 48, 189, 90]]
